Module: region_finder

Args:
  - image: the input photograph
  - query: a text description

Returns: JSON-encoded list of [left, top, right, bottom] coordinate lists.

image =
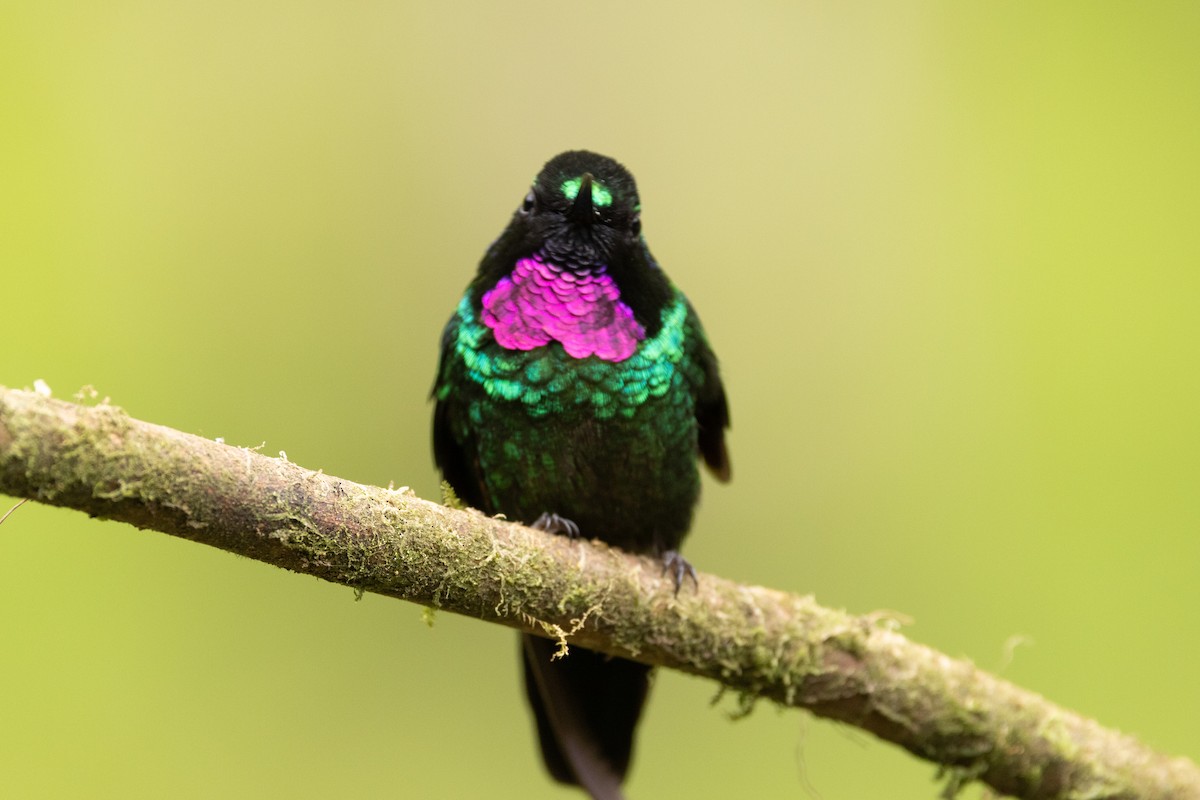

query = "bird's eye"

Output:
[[630, 214, 641, 236], [520, 192, 536, 214]]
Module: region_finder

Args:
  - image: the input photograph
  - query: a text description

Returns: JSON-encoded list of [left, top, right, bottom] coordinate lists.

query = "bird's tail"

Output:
[[521, 633, 651, 800]]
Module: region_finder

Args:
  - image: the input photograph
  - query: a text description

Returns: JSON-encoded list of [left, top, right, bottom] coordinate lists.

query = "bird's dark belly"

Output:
[[472, 394, 700, 554]]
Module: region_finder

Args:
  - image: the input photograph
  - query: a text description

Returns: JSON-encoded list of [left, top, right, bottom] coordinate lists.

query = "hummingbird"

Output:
[[432, 150, 730, 799]]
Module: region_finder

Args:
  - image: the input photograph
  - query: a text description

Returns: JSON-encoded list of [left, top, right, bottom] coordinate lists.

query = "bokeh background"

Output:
[[2, 4, 1198, 798]]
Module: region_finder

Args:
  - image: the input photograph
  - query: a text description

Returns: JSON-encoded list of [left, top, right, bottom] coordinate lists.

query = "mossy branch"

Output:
[[0, 384, 1195, 800]]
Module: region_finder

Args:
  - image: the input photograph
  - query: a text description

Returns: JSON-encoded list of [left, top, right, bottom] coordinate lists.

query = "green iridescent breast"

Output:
[[439, 291, 694, 420]]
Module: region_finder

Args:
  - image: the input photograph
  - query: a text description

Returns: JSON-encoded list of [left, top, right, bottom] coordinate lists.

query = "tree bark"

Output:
[[0, 384, 1195, 800]]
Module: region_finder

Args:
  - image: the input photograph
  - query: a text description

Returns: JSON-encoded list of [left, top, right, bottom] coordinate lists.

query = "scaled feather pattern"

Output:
[[481, 255, 645, 362], [444, 290, 692, 420]]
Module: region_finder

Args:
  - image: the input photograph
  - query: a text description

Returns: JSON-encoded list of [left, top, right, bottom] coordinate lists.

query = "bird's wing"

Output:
[[431, 313, 489, 510], [685, 301, 731, 482]]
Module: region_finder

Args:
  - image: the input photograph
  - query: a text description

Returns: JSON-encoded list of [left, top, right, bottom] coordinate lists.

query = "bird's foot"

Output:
[[532, 512, 581, 540], [661, 550, 698, 594]]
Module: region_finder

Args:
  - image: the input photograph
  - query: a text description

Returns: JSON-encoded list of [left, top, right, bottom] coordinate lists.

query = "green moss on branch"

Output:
[[0, 385, 1196, 800]]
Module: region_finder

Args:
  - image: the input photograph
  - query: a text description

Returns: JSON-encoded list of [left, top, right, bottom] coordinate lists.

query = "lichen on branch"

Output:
[[0, 384, 1195, 800]]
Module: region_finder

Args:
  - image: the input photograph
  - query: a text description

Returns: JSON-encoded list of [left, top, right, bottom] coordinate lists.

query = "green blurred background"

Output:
[[2, 3, 1197, 798]]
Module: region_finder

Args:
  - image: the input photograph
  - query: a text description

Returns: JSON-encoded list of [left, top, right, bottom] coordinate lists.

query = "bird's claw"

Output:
[[661, 550, 698, 594], [532, 512, 581, 539]]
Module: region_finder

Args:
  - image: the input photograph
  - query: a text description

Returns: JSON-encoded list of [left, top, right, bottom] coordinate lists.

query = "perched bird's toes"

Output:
[[661, 550, 698, 594], [532, 512, 581, 539]]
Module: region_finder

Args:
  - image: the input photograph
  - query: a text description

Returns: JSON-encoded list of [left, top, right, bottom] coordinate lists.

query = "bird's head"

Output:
[[516, 150, 643, 269]]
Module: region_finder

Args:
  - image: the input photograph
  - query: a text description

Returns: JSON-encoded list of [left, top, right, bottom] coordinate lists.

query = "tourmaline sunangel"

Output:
[[432, 150, 730, 800]]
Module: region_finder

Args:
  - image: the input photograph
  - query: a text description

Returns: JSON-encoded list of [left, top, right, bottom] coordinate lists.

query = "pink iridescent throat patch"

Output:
[[481, 256, 645, 362]]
